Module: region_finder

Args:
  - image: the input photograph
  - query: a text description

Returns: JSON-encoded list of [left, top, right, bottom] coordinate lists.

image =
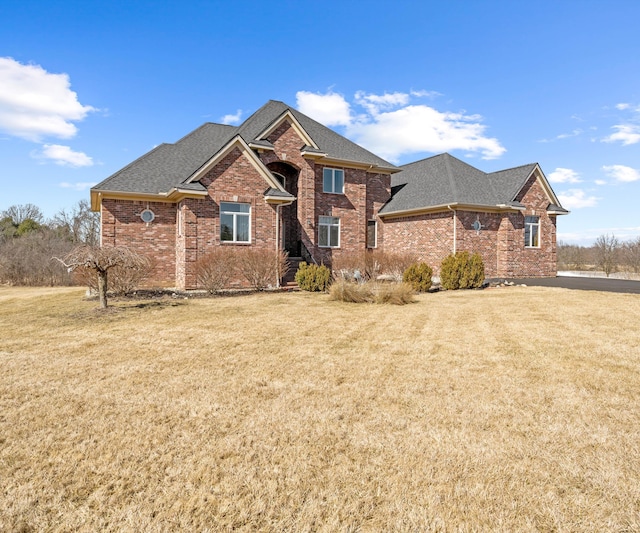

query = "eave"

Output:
[[308, 155, 400, 174], [379, 202, 530, 219], [90, 188, 207, 212]]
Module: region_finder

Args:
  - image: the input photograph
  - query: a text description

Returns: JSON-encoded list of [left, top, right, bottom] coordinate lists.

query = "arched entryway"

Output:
[[267, 162, 301, 257]]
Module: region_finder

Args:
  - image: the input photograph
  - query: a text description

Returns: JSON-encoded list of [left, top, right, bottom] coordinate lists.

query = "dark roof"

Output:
[[93, 100, 397, 196], [92, 123, 237, 194], [380, 153, 544, 215], [264, 188, 295, 199]]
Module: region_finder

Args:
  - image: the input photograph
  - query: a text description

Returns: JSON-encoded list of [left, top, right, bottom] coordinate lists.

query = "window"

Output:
[[524, 216, 540, 248], [367, 220, 377, 248], [140, 209, 155, 223], [318, 216, 340, 247], [323, 168, 344, 194], [220, 202, 250, 243]]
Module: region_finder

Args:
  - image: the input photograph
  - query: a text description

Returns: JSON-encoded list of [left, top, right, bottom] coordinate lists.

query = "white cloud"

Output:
[[557, 189, 599, 209], [602, 164, 640, 182], [594, 179, 607, 186], [548, 167, 582, 184], [354, 91, 410, 115], [296, 91, 352, 127], [603, 124, 640, 145], [0, 57, 95, 141], [33, 144, 94, 167], [348, 105, 506, 161], [221, 109, 242, 125], [615, 103, 631, 110], [296, 89, 505, 162], [59, 181, 97, 191]]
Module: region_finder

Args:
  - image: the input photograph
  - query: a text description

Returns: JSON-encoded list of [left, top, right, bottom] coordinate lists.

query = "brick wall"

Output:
[[101, 199, 177, 287], [496, 175, 557, 277], [381, 175, 558, 278], [383, 211, 454, 273]]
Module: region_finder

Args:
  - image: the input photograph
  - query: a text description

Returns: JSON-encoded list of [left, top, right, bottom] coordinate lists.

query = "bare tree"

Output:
[[622, 236, 640, 274], [593, 233, 620, 277], [1, 204, 44, 225], [52, 200, 100, 246], [55, 245, 149, 308]]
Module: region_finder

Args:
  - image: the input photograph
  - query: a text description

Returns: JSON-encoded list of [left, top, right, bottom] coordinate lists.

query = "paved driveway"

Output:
[[506, 276, 640, 294]]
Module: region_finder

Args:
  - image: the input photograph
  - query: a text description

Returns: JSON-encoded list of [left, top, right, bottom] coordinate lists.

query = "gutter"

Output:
[[447, 205, 457, 254]]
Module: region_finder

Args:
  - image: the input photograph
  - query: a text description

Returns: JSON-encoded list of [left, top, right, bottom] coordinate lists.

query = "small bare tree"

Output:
[[623, 237, 640, 274], [594, 233, 620, 277], [56, 245, 149, 308]]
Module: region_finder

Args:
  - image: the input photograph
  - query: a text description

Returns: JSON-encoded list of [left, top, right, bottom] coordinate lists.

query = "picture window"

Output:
[[220, 202, 250, 243]]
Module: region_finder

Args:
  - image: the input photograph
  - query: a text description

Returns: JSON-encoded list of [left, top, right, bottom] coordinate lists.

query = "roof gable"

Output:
[[380, 154, 565, 216]]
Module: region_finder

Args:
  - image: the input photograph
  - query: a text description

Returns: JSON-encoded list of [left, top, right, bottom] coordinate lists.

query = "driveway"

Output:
[[505, 276, 640, 294]]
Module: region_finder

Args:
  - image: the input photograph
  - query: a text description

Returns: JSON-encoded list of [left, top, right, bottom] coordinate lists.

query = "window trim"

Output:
[[220, 201, 251, 244], [318, 215, 340, 248], [367, 219, 377, 249], [322, 167, 345, 194], [524, 215, 540, 248]]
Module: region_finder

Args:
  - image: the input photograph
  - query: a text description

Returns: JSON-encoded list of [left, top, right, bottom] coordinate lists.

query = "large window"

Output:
[[524, 216, 540, 248], [220, 202, 250, 243], [323, 168, 344, 194], [367, 220, 377, 248], [318, 216, 340, 248]]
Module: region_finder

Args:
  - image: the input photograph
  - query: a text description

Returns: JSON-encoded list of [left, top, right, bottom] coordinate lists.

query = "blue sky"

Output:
[[1, 0, 639, 244]]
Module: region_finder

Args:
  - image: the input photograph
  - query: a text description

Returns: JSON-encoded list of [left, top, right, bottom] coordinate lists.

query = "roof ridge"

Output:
[[443, 154, 460, 201], [487, 162, 537, 175]]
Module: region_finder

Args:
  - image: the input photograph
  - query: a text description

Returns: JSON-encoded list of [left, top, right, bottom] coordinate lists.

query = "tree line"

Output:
[[0, 201, 100, 286], [558, 234, 640, 277]]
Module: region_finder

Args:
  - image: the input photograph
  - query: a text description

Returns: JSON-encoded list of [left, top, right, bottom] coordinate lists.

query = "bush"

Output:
[[328, 280, 415, 305], [402, 262, 433, 292], [196, 248, 238, 294], [373, 282, 415, 305], [440, 251, 485, 290], [237, 248, 289, 290], [295, 262, 332, 292], [332, 250, 419, 282], [328, 279, 374, 303]]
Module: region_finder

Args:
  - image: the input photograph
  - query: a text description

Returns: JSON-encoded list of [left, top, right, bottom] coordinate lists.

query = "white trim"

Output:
[[186, 135, 284, 192], [318, 215, 340, 248], [322, 167, 345, 194], [367, 219, 377, 249], [256, 110, 319, 149], [220, 201, 251, 244], [524, 215, 541, 248]]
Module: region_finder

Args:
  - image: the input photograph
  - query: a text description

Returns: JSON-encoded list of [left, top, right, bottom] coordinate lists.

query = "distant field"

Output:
[[1, 286, 640, 531]]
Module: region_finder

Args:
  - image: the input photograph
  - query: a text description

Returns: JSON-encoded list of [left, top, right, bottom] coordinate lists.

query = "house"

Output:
[[90, 100, 568, 289]]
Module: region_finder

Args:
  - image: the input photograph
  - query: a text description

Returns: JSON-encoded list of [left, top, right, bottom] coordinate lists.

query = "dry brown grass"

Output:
[[2, 285, 640, 531]]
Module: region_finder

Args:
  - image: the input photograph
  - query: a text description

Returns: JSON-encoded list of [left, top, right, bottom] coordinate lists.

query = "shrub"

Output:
[[328, 279, 374, 303], [373, 282, 415, 305], [332, 251, 419, 282], [440, 251, 485, 290], [237, 248, 289, 290], [380, 252, 419, 281], [295, 262, 331, 292], [196, 248, 238, 294], [461, 252, 485, 289], [331, 252, 367, 281], [402, 262, 433, 292]]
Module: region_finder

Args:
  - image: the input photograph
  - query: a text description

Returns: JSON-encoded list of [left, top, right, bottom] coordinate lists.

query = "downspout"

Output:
[[275, 204, 281, 289], [447, 205, 457, 254]]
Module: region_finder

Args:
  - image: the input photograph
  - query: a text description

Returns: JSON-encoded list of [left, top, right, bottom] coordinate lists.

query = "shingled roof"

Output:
[[379, 153, 565, 215], [92, 100, 397, 196]]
